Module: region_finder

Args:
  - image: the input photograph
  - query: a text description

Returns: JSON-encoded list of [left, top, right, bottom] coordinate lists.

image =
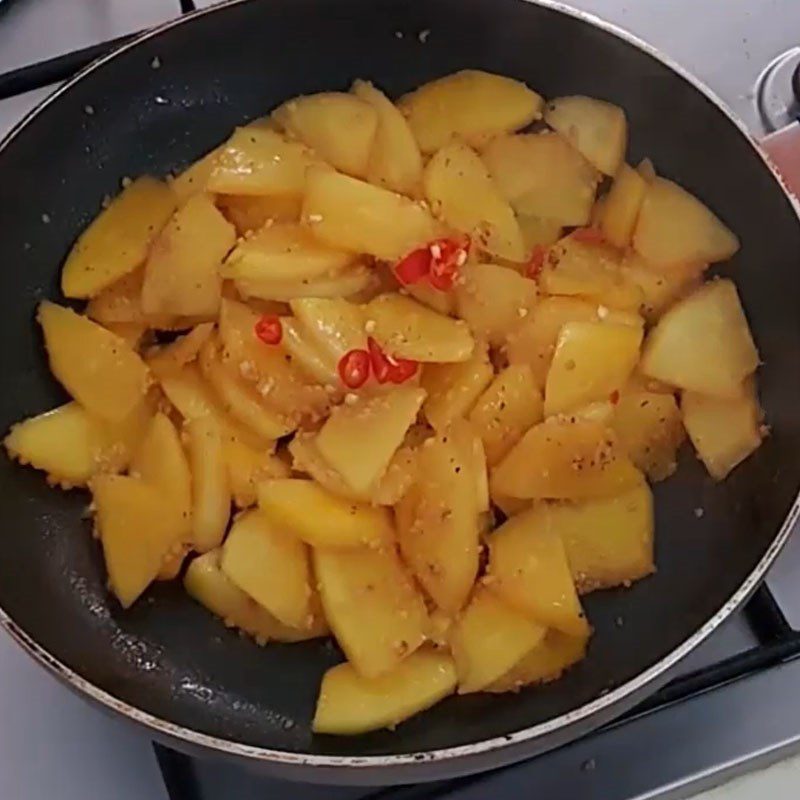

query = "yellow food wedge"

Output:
[[258, 479, 393, 548], [490, 417, 643, 500], [93, 474, 182, 608], [399, 70, 543, 154], [313, 543, 428, 678], [315, 386, 426, 495], [61, 176, 176, 298], [487, 505, 590, 636], [221, 509, 312, 629], [313, 649, 456, 735], [367, 293, 474, 363], [38, 302, 150, 423], [451, 586, 546, 694], [488, 630, 589, 692], [554, 484, 655, 593]]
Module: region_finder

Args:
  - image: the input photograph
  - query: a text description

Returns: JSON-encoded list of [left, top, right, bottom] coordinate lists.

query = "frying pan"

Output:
[[0, 0, 799, 785]]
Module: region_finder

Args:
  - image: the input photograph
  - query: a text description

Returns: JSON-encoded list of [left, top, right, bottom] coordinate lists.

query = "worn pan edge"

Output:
[[0, 0, 798, 781]]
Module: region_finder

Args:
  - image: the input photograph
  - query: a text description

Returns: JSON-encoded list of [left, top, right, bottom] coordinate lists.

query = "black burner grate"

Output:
[[0, 0, 196, 100], [152, 583, 800, 800], [1, 5, 799, 797]]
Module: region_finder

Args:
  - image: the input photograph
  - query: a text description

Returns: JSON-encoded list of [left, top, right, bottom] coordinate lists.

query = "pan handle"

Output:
[[761, 122, 800, 197]]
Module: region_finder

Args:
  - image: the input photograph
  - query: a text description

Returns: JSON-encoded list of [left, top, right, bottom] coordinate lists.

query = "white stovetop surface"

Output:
[[1, 1, 799, 798]]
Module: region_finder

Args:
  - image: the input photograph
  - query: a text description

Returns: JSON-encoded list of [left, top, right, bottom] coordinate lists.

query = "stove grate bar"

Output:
[[744, 583, 794, 641], [0, 1, 198, 102]]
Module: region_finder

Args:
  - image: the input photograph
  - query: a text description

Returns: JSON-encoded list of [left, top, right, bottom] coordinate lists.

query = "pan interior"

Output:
[[0, 0, 798, 760]]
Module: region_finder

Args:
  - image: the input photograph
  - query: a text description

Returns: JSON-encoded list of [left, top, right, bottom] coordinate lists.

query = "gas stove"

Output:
[[1, 2, 799, 799]]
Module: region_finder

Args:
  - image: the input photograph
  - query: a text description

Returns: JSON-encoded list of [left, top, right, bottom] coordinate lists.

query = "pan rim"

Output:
[[0, 0, 798, 774]]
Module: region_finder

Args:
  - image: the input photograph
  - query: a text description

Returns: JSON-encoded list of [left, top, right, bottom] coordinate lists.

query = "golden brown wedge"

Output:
[[61, 176, 176, 298], [544, 96, 627, 176], [38, 302, 150, 423], [424, 141, 526, 262], [186, 415, 231, 552], [313, 543, 429, 678], [633, 177, 739, 268], [681, 382, 763, 480], [482, 133, 599, 226], [93, 474, 182, 608], [130, 412, 192, 552], [396, 423, 481, 613], [315, 386, 426, 495], [367, 293, 474, 363], [313, 649, 456, 735], [4, 400, 151, 488], [352, 80, 424, 196], [221, 509, 312, 629], [455, 262, 538, 345], [198, 337, 295, 440], [258, 479, 393, 548], [422, 345, 494, 431], [272, 92, 378, 178], [185, 549, 326, 643], [302, 168, 437, 260], [207, 127, 322, 196], [235, 266, 374, 303], [598, 163, 647, 248], [141, 193, 236, 317], [640, 280, 759, 398], [618, 251, 700, 321], [544, 321, 642, 417], [221, 222, 356, 284], [487, 504, 590, 636], [450, 586, 546, 694], [224, 434, 289, 508], [490, 417, 643, 500], [289, 297, 367, 362], [487, 630, 589, 692], [468, 364, 544, 466], [5, 403, 105, 488], [612, 391, 685, 481], [553, 484, 654, 593], [216, 193, 303, 234], [539, 235, 644, 312], [505, 296, 642, 389], [398, 70, 543, 154]]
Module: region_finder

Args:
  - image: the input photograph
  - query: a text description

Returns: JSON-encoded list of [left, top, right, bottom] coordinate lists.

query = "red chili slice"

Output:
[[428, 257, 459, 290], [367, 337, 418, 384], [338, 349, 371, 389], [571, 227, 605, 245], [525, 245, 547, 280], [394, 247, 432, 286], [609, 389, 620, 405], [367, 337, 392, 384], [428, 235, 470, 291], [254, 315, 282, 345], [387, 357, 418, 384]]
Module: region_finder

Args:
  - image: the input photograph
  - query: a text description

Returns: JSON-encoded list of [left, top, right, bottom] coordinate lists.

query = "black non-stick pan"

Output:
[[0, 0, 799, 785]]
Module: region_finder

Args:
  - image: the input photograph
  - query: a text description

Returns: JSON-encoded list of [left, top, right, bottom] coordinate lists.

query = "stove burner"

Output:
[[794, 60, 800, 106], [755, 46, 800, 132]]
